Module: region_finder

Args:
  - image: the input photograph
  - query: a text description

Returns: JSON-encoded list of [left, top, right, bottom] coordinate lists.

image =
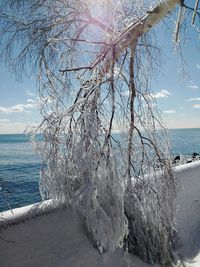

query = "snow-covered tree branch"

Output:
[[0, 0, 198, 265]]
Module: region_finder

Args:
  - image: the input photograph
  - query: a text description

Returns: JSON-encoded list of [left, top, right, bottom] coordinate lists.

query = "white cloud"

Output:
[[187, 84, 199, 90], [0, 102, 35, 114], [40, 97, 52, 104], [193, 104, 200, 109], [27, 98, 36, 104], [0, 118, 10, 122], [120, 91, 129, 97], [0, 121, 40, 134], [196, 64, 200, 69], [186, 97, 200, 102], [163, 110, 176, 114], [26, 89, 36, 97], [0, 122, 27, 134], [2, 97, 53, 115], [152, 90, 172, 99], [143, 102, 156, 108]]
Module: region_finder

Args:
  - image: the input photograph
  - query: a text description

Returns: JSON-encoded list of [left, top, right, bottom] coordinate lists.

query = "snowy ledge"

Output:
[[174, 160, 200, 173], [0, 199, 63, 229], [1, 160, 200, 229]]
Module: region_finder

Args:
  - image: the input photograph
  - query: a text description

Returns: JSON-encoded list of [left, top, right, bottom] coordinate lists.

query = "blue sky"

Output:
[[150, 12, 200, 129], [0, 2, 199, 134], [0, 68, 40, 134]]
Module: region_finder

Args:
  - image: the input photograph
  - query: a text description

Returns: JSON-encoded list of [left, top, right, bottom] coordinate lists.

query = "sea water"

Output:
[[0, 134, 42, 212], [0, 128, 200, 212], [168, 128, 200, 156]]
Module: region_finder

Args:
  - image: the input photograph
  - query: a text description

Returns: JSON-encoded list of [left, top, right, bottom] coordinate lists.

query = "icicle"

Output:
[[192, 0, 199, 26], [174, 4, 185, 43]]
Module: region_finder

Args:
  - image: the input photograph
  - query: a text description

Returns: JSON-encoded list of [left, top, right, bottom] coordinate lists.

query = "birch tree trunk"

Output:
[[95, 0, 179, 75]]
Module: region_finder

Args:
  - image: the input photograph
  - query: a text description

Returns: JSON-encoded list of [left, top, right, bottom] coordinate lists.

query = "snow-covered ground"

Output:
[[174, 161, 200, 267], [0, 202, 150, 267], [0, 161, 200, 267]]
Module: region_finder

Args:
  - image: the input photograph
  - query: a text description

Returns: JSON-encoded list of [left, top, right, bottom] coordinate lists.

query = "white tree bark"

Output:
[[96, 0, 179, 75]]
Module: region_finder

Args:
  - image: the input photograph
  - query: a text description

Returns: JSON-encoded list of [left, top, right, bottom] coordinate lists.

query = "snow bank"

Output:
[[0, 161, 200, 267], [0, 199, 58, 227], [175, 161, 200, 266], [0, 203, 150, 267]]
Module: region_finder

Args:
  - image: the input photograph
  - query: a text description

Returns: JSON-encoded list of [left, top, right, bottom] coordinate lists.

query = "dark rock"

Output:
[[172, 156, 180, 164], [192, 152, 199, 159]]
